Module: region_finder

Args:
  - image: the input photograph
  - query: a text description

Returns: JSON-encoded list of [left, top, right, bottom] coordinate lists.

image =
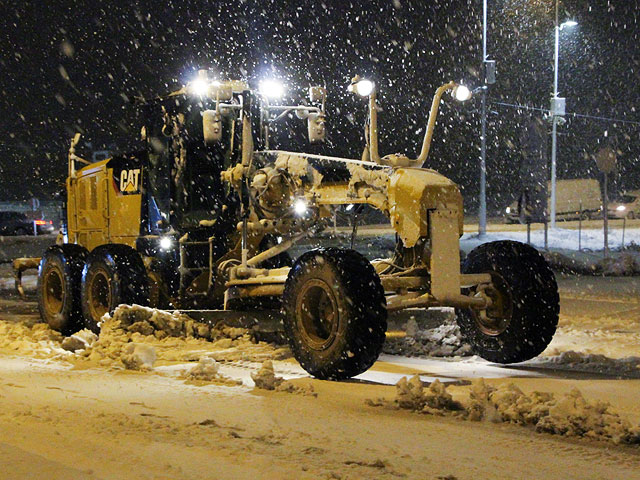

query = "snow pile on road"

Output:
[[120, 343, 157, 371], [396, 376, 463, 414], [595, 253, 640, 276], [470, 380, 640, 444], [546, 250, 640, 276], [367, 376, 640, 445], [383, 317, 471, 358], [181, 357, 242, 386], [0, 305, 290, 372], [60, 329, 97, 352], [539, 350, 640, 377], [76, 305, 291, 369], [366, 376, 464, 414], [104, 304, 213, 340], [251, 360, 316, 396], [0, 319, 69, 358]]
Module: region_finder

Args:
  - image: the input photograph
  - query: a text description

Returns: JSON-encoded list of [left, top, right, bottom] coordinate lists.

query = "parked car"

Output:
[[0, 211, 55, 235], [608, 190, 640, 219], [505, 178, 602, 223]]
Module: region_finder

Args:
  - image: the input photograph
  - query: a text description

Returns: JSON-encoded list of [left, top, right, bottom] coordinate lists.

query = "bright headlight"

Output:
[[293, 198, 308, 216], [505, 207, 511, 214], [159, 237, 173, 250], [616, 205, 626, 211], [259, 79, 285, 99], [189, 78, 209, 97]]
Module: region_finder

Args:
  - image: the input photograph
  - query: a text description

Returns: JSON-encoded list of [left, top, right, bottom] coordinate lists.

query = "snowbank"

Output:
[[383, 315, 471, 358], [0, 320, 70, 358], [367, 376, 640, 445], [74, 305, 291, 369], [538, 351, 640, 377], [462, 227, 640, 252], [0, 305, 291, 375], [104, 304, 214, 340]]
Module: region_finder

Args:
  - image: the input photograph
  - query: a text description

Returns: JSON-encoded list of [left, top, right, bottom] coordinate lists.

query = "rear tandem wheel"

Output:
[[37, 244, 88, 335], [80, 244, 149, 333]]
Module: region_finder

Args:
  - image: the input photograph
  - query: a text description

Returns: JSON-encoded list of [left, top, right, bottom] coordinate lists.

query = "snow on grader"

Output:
[[24, 71, 559, 379]]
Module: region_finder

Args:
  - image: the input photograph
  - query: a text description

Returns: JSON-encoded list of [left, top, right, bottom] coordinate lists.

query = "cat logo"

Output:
[[119, 168, 141, 194]]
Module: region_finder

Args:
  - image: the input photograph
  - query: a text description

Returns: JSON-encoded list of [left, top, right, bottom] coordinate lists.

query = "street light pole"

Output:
[[550, 2, 577, 228], [550, 0, 560, 228], [479, 0, 488, 236]]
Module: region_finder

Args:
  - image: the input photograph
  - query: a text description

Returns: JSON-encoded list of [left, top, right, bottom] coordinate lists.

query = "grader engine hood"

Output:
[[388, 168, 463, 248]]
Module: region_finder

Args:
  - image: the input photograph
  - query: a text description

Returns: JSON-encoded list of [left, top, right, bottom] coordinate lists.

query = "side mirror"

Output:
[[202, 110, 222, 144], [307, 112, 326, 144]]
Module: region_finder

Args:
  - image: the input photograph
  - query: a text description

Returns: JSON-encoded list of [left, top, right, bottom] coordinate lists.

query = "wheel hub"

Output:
[[89, 270, 111, 322], [296, 279, 339, 350], [43, 267, 64, 315], [472, 273, 513, 336]]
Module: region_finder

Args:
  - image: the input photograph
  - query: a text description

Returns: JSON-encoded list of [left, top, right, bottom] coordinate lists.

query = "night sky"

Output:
[[1, 0, 639, 213]]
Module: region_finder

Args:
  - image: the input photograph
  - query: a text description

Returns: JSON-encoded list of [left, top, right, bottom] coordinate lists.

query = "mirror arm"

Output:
[[368, 92, 381, 164], [414, 81, 457, 166]]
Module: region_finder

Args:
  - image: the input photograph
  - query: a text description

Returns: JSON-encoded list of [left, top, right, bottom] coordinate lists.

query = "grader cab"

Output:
[[33, 72, 559, 379]]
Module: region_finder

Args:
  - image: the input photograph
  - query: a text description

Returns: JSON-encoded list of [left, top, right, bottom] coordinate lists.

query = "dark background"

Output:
[[1, 0, 639, 213]]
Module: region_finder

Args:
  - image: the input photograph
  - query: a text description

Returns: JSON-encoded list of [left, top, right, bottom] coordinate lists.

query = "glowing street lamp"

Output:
[[549, 2, 578, 228], [453, 84, 472, 102]]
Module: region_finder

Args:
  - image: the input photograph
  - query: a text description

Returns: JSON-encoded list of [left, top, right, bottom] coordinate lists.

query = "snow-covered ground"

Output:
[[462, 226, 640, 252], [1, 255, 640, 478]]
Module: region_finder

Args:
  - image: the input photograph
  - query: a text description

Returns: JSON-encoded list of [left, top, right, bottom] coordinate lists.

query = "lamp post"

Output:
[[479, 0, 488, 237], [478, 0, 496, 236], [550, 0, 577, 227]]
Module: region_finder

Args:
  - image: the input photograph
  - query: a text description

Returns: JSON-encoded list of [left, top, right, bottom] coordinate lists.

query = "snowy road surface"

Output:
[[1, 266, 639, 479]]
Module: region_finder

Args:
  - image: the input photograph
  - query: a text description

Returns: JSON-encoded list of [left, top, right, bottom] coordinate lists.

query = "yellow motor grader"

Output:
[[30, 71, 558, 379]]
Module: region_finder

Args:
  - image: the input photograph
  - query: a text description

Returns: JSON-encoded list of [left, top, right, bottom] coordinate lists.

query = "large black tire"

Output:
[[282, 248, 387, 380], [37, 244, 88, 335], [456, 240, 559, 363], [147, 263, 172, 310], [81, 244, 149, 333]]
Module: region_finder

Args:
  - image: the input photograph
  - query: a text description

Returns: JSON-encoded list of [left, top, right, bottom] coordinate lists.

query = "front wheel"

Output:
[[282, 248, 387, 380], [456, 240, 559, 363]]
